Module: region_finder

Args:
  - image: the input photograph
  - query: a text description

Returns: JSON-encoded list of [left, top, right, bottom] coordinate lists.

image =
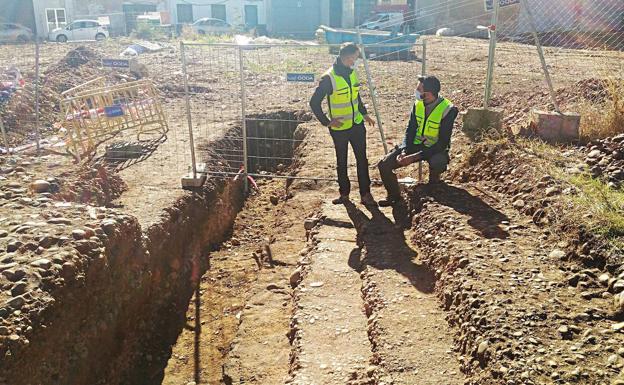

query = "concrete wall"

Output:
[[266, 0, 363, 37], [320, 0, 330, 26], [414, 0, 624, 36], [413, 0, 517, 35]]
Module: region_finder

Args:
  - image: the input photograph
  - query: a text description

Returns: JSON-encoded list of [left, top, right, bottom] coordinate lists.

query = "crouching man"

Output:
[[377, 75, 459, 207]]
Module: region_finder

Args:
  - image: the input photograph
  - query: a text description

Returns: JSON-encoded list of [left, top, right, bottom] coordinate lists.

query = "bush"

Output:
[[131, 22, 168, 41], [579, 78, 624, 141]]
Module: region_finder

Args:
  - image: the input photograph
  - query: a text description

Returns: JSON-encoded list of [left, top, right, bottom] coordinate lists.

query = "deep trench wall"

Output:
[[0, 178, 244, 385], [245, 113, 303, 173]]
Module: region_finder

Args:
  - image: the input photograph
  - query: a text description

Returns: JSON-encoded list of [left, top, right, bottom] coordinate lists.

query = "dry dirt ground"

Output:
[[1, 36, 623, 385]]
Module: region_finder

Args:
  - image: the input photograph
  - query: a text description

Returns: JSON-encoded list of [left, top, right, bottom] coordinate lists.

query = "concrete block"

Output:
[[181, 163, 207, 189], [462, 108, 504, 141], [528, 110, 580, 143]]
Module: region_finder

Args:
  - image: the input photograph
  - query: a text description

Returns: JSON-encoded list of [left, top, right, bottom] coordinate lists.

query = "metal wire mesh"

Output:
[[494, 0, 624, 105], [180, 43, 243, 178]]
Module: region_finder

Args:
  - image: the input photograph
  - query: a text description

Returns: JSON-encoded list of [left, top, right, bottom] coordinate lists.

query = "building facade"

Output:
[[166, 0, 267, 29]]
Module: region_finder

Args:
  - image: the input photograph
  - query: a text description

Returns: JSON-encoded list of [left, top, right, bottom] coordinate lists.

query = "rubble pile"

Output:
[[584, 133, 624, 189]]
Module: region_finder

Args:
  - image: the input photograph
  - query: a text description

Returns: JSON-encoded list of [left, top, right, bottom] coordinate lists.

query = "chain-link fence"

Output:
[[367, 0, 624, 140]]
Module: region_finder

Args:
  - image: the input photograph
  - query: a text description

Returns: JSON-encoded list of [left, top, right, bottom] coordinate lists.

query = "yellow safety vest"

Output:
[[326, 68, 363, 130], [413, 98, 453, 147]]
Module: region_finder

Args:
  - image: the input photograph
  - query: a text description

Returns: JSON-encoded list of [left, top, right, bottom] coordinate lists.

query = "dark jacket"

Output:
[[309, 58, 368, 127], [403, 97, 458, 159]]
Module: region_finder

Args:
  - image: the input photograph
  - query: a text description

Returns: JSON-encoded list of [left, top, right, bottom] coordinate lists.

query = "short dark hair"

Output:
[[339, 42, 360, 58], [418, 75, 441, 96]]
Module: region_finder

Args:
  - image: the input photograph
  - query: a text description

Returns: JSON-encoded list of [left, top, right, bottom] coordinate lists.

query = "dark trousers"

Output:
[[329, 122, 371, 196], [377, 145, 449, 198]]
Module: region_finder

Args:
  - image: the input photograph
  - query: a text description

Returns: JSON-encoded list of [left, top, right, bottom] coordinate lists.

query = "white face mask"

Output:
[[414, 90, 422, 101]]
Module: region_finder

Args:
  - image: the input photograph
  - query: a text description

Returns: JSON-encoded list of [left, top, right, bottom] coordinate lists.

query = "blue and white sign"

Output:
[[485, 0, 520, 11], [286, 73, 315, 83], [102, 58, 131, 69]]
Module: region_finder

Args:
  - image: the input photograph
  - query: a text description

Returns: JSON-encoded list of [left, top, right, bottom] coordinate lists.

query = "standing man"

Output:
[[377, 75, 459, 207], [310, 43, 377, 206]]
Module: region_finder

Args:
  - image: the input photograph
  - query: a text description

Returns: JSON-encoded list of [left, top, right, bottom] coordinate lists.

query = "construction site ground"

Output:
[[0, 36, 623, 385]]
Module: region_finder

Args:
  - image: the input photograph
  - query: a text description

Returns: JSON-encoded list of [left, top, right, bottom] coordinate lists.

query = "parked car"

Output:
[[48, 20, 109, 42], [191, 18, 233, 35], [0, 23, 34, 43], [360, 12, 404, 31]]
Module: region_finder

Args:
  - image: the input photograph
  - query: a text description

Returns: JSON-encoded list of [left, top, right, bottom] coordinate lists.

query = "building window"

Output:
[[211, 4, 226, 22], [46, 8, 67, 32]]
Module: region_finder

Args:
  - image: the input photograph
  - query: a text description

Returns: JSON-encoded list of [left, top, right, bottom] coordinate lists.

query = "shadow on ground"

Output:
[[342, 201, 436, 294], [408, 183, 510, 239]]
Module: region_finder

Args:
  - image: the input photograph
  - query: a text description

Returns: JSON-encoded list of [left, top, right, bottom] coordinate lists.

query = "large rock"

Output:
[[30, 180, 50, 193]]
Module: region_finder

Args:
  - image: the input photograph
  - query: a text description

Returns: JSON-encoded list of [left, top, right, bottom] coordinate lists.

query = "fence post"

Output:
[[421, 40, 427, 76], [238, 46, 249, 191], [180, 41, 198, 177], [483, 0, 500, 108], [34, 39, 41, 155], [419, 41, 427, 182], [357, 28, 389, 154], [0, 115, 7, 155], [520, 0, 561, 113]]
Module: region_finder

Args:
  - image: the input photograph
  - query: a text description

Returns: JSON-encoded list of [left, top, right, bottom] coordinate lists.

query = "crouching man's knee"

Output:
[[428, 152, 449, 173], [377, 155, 394, 173]]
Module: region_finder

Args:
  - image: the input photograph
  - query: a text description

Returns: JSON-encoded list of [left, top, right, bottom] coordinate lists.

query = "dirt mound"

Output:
[[44, 46, 103, 94], [60, 46, 99, 68], [0, 47, 105, 148], [1, 82, 58, 149]]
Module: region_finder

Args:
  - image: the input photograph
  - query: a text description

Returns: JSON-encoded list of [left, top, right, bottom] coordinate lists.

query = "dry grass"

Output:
[[578, 78, 624, 141], [179, 26, 234, 43]]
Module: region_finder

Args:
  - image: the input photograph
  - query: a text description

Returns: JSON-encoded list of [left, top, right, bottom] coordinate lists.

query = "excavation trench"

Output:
[[245, 111, 305, 174], [141, 111, 307, 384], [0, 113, 306, 385]]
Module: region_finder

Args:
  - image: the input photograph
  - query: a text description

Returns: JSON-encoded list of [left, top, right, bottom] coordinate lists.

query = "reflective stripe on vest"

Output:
[[326, 68, 363, 130], [413, 98, 453, 147]]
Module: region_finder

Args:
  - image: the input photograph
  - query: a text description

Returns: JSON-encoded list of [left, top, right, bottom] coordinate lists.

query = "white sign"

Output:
[[485, 0, 520, 11]]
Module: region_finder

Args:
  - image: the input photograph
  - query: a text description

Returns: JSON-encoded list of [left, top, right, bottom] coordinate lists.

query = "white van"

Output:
[[360, 12, 404, 31]]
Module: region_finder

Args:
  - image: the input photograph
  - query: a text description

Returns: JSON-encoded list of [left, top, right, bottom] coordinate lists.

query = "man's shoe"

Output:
[[360, 193, 377, 206], [332, 195, 350, 205], [378, 196, 402, 207]]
